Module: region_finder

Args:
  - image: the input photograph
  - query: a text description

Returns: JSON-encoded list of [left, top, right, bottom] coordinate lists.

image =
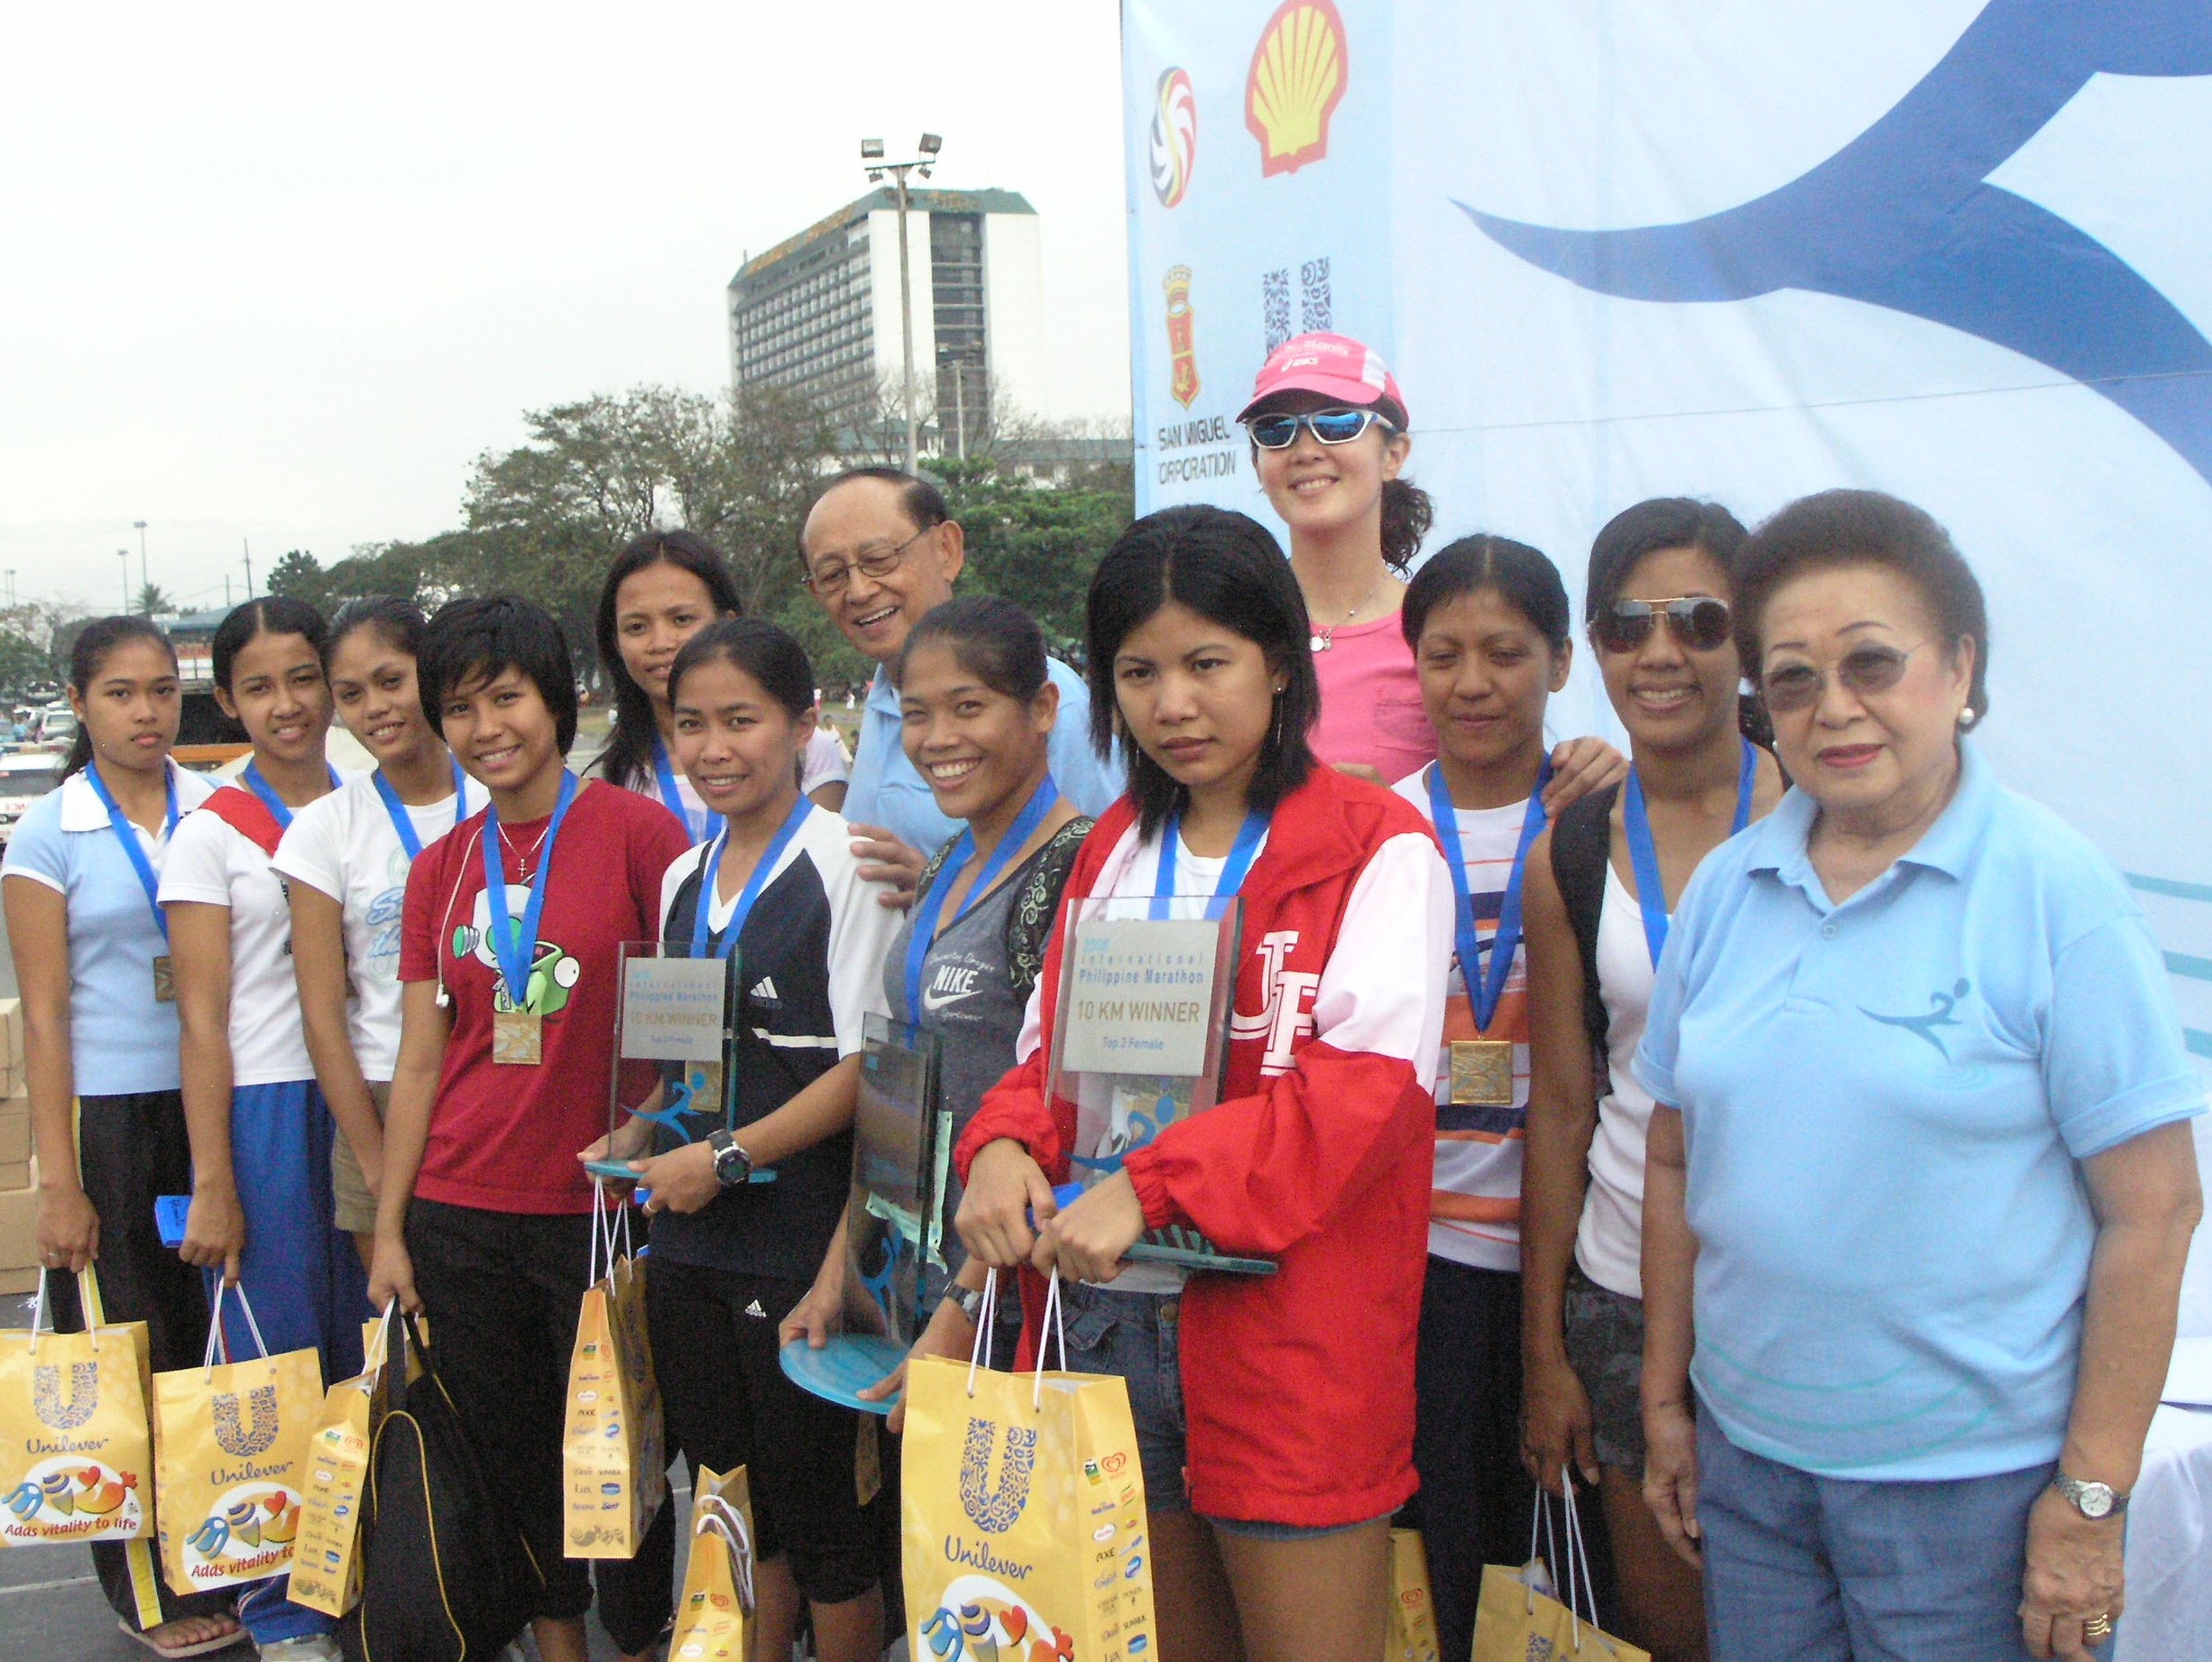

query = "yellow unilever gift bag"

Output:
[[0, 1269, 152, 1547], [563, 1193, 665, 1558], [287, 1301, 408, 1618], [152, 1282, 321, 1596], [1382, 1527, 1442, 1662], [902, 1271, 1159, 1662], [669, 1465, 756, 1662], [1472, 1485, 1650, 1662]]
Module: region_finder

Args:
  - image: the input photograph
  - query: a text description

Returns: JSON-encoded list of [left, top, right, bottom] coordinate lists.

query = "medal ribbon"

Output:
[[240, 760, 339, 833], [1427, 759, 1552, 1035], [84, 762, 180, 940], [688, 795, 814, 960], [481, 771, 579, 1010], [1623, 735, 1756, 968], [653, 734, 718, 844], [1150, 808, 1267, 922], [371, 758, 469, 862], [902, 774, 1059, 1019]]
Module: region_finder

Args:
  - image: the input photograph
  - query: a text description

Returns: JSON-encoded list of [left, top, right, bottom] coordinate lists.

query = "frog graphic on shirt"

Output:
[[450, 883, 581, 1017]]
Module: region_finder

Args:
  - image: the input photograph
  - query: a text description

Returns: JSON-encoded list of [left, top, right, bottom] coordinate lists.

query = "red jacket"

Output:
[[955, 765, 1453, 1525]]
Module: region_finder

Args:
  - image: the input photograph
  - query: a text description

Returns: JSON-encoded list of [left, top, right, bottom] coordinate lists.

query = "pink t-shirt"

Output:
[[1309, 615, 1436, 786]]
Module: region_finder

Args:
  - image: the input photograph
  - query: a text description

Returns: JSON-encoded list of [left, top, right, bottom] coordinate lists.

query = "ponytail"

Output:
[[1379, 477, 1433, 573]]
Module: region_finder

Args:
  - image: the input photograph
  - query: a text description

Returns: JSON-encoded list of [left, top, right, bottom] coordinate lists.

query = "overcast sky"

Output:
[[0, 1, 1131, 617]]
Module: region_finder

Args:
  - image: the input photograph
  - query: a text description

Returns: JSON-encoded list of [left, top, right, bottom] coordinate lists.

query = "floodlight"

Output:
[[918, 133, 943, 155], [861, 138, 886, 160]]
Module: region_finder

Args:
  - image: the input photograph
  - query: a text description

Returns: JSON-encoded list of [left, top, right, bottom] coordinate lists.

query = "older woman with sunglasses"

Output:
[[1240, 333, 1619, 807], [1635, 490, 2203, 1662]]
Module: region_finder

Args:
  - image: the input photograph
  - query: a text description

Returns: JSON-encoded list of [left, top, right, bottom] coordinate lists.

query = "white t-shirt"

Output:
[[1392, 770, 1537, 1272], [159, 775, 364, 1086], [1575, 860, 1661, 1297], [272, 769, 489, 1079]]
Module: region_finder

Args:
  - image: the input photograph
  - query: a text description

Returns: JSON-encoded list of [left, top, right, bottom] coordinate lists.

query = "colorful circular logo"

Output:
[[1149, 68, 1198, 208]]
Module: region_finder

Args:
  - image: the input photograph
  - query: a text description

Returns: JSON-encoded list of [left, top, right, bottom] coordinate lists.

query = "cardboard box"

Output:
[[0, 998, 20, 1095], [0, 1105, 27, 1166], [0, 1267, 34, 1296], [0, 1184, 35, 1271], [0, 1159, 26, 1193]]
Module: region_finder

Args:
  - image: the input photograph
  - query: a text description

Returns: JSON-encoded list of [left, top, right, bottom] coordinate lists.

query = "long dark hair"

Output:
[[1086, 505, 1318, 836], [211, 597, 328, 691], [895, 596, 1049, 702], [593, 531, 745, 791], [62, 616, 179, 780]]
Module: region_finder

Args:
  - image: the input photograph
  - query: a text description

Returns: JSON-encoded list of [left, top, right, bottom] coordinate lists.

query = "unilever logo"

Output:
[[212, 1386, 280, 1459], [32, 1363, 97, 1431], [959, 1417, 1037, 1535], [1460, 2, 2212, 489]]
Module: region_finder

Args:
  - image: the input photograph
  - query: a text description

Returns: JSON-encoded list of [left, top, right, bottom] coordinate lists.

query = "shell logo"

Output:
[[1245, 0, 1348, 178], [1149, 68, 1198, 208]]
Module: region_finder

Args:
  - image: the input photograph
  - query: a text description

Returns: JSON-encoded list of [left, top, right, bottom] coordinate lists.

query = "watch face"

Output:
[[2078, 1484, 2114, 1518]]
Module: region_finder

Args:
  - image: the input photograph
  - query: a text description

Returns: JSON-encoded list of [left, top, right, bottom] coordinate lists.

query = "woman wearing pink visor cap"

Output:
[[1239, 333, 1621, 801]]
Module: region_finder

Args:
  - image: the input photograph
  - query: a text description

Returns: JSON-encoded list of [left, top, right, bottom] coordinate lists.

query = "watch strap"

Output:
[[2051, 1473, 2128, 1517]]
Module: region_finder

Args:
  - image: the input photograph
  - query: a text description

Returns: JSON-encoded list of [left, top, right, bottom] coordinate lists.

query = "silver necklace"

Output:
[[1310, 574, 1385, 653]]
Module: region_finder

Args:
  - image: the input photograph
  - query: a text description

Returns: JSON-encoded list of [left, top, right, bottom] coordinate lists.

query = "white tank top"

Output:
[[1574, 860, 1659, 1298]]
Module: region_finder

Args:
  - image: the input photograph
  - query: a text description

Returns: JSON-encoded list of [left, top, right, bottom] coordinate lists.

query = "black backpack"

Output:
[[339, 1313, 545, 1662]]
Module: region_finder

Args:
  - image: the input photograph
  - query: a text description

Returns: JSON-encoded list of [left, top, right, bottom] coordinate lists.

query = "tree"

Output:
[[136, 583, 178, 617], [266, 549, 329, 606], [0, 601, 90, 694], [927, 447, 1135, 653]]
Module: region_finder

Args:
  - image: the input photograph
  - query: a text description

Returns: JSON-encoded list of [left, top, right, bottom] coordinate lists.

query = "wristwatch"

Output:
[[945, 1284, 988, 1325], [706, 1129, 754, 1189], [2051, 1473, 2129, 1519]]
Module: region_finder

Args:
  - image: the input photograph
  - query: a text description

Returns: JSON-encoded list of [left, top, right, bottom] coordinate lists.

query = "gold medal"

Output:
[[1449, 1039, 1514, 1107], [152, 955, 176, 1004], [854, 1415, 882, 1507], [687, 1061, 724, 1124], [492, 1009, 543, 1066]]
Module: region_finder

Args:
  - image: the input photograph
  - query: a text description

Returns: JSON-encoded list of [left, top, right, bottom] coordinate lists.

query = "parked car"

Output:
[[0, 751, 63, 846], [29, 705, 77, 753]]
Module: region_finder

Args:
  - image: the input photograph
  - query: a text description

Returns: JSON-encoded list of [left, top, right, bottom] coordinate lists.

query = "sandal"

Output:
[[117, 1613, 249, 1658]]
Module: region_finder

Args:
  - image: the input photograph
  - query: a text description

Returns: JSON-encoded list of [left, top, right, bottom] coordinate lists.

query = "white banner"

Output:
[[1126, 1, 2212, 1322]]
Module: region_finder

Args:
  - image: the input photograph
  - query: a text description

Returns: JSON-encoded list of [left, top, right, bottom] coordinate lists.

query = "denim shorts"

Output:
[[1563, 1266, 1647, 1473], [1058, 1282, 1191, 1514]]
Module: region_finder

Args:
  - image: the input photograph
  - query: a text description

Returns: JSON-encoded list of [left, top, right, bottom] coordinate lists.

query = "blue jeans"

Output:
[[1697, 1405, 2055, 1661], [1059, 1283, 1190, 1515]]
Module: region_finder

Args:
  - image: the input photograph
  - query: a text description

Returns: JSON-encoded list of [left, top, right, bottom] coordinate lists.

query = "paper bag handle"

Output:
[[1525, 1481, 1604, 1651], [695, 1493, 757, 1613], [1031, 1268, 1070, 1409], [964, 1268, 1000, 1395], [200, 1279, 273, 1375], [26, 1267, 108, 1355], [586, 1177, 638, 1287]]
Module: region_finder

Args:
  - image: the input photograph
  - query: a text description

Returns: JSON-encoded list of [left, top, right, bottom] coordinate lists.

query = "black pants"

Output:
[[404, 1199, 674, 1654], [1405, 1256, 1535, 1662], [647, 1257, 880, 1605], [47, 1092, 231, 1632]]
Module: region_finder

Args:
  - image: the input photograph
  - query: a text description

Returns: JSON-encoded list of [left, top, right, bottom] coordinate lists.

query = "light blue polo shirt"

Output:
[[1636, 743, 2203, 1481], [2, 761, 216, 1095], [841, 655, 1124, 856]]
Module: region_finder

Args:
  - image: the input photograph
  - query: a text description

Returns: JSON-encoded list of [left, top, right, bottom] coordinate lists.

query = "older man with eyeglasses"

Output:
[[799, 466, 1122, 906]]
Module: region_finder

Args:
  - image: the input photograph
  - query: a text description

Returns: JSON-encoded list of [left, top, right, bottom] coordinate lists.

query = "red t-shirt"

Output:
[[399, 777, 691, 1214]]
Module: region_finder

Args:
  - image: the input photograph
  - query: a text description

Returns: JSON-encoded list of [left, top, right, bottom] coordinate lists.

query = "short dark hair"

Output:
[[62, 616, 178, 779], [1584, 498, 1749, 622], [325, 595, 428, 669], [668, 617, 816, 724], [802, 466, 950, 561], [212, 597, 327, 692], [1402, 535, 1571, 653], [1736, 489, 1992, 726], [1085, 505, 1317, 836], [895, 596, 1048, 703], [418, 595, 579, 753], [594, 530, 744, 790]]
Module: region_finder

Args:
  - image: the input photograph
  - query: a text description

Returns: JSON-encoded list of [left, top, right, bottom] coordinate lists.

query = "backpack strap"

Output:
[[1549, 782, 1619, 1060], [198, 785, 286, 857], [1006, 816, 1094, 1006]]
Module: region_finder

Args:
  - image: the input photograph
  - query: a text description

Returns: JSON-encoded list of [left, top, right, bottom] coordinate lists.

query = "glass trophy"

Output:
[[605, 941, 737, 1173], [781, 1013, 946, 1414], [1045, 893, 1276, 1275]]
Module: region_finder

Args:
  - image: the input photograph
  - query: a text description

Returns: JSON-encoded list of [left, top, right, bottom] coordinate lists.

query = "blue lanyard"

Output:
[[902, 775, 1059, 1018], [240, 760, 338, 833], [1150, 808, 1267, 921], [84, 762, 180, 939], [371, 758, 469, 862], [1623, 736, 1756, 968], [481, 771, 579, 1005], [1427, 759, 1551, 1034], [687, 795, 813, 960], [652, 734, 719, 844]]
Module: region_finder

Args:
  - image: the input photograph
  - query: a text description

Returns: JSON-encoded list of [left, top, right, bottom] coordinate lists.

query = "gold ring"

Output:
[[2084, 1614, 2114, 1641]]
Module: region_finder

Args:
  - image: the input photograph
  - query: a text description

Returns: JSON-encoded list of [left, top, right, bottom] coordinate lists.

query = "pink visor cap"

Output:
[[1237, 332, 1408, 428]]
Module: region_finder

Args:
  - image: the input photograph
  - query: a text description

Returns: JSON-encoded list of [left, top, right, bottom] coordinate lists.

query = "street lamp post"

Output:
[[861, 132, 944, 473], [116, 550, 130, 615], [134, 521, 148, 613]]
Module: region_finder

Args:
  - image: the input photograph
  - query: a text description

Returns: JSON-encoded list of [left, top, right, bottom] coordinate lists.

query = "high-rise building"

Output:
[[727, 187, 1047, 452]]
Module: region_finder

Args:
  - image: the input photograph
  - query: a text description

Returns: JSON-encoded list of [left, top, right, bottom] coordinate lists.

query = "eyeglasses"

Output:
[[1759, 641, 1929, 714], [1244, 408, 1397, 449], [803, 525, 932, 598], [1592, 596, 1733, 655]]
